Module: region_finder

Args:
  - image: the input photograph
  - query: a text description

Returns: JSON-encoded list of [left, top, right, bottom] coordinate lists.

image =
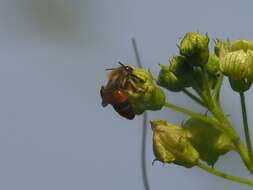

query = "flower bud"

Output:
[[214, 39, 230, 57], [157, 56, 195, 91], [229, 77, 253, 92], [220, 50, 248, 80], [183, 118, 231, 166], [127, 68, 166, 114], [230, 39, 253, 52], [205, 54, 220, 89], [179, 32, 210, 66], [157, 64, 185, 92], [151, 120, 199, 168], [219, 50, 253, 91], [206, 54, 220, 76]]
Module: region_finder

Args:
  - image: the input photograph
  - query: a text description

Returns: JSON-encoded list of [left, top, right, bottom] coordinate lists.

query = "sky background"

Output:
[[0, 0, 253, 189]]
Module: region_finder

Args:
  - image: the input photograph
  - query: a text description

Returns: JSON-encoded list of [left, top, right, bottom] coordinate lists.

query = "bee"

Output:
[[100, 62, 144, 120]]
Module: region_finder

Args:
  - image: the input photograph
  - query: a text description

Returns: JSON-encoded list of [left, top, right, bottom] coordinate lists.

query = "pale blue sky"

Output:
[[0, 0, 253, 189]]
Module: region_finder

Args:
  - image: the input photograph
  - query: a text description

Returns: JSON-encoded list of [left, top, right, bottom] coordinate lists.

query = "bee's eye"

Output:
[[125, 66, 132, 72]]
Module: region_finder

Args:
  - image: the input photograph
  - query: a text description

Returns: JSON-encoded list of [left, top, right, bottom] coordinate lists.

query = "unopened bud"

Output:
[[214, 39, 229, 57], [127, 68, 166, 114], [157, 64, 185, 92], [179, 32, 210, 67], [206, 54, 220, 76], [205, 54, 221, 89], [220, 50, 251, 80], [230, 39, 253, 52], [151, 120, 199, 168], [219, 50, 253, 91]]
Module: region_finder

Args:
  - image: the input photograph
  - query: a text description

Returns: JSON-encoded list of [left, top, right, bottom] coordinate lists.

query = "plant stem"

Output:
[[204, 95, 253, 174], [240, 92, 253, 159], [182, 89, 206, 107], [194, 69, 253, 174], [197, 162, 253, 187], [212, 74, 224, 102], [164, 102, 218, 127]]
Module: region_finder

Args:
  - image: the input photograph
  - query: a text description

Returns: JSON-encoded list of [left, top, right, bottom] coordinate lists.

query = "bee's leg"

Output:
[[128, 79, 146, 93], [131, 73, 145, 83], [152, 159, 159, 166], [121, 77, 127, 89]]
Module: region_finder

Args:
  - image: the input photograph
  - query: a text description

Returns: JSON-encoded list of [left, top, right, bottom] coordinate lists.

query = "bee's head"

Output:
[[118, 62, 133, 73], [105, 62, 133, 73]]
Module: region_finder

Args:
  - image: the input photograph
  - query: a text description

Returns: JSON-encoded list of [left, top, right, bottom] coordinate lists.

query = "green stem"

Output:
[[207, 97, 253, 174], [197, 162, 253, 187], [194, 69, 253, 174], [212, 74, 224, 102], [182, 89, 206, 107], [240, 92, 253, 159], [164, 102, 218, 127]]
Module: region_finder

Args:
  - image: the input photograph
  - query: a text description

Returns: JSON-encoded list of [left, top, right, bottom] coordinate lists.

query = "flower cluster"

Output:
[[157, 32, 221, 93], [100, 32, 253, 188]]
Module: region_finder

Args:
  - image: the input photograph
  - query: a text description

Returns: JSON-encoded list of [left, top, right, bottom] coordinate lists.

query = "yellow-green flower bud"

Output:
[[169, 55, 187, 74], [219, 50, 253, 91], [127, 68, 166, 114], [214, 39, 223, 57], [157, 65, 185, 92], [205, 54, 220, 89], [157, 56, 195, 90], [179, 32, 210, 67], [206, 54, 220, 76], [216, 39, 253, 92], [230, 39, 253, 52], [220, 50, 246, 80], [183, 118, 231, 166], [215, 39, 253, 57], [214, 39, 230, 57], [151, 120, 199, 168]]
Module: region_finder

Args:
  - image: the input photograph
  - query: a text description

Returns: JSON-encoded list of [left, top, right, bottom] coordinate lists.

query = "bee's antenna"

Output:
[[131, 38, 150, 190], [105, 68, 117, 71], [118, 61, 125, 66]]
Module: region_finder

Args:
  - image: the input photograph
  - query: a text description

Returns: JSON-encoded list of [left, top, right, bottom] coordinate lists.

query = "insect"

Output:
[[100, 62, 145, 120]]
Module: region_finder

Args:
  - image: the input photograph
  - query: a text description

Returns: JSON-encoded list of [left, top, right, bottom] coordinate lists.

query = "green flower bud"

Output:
[[206, 54, 220, 76], [183, 118, 232, 166], [179, 32, 210, 66], [169, 55, 187, 74], [127, 68, 166, 114], [220, 50, 248, 80], [216, 39, 253, 92], [229, 77, 253, 92], [219, 50, 253, 91], [169, 56, 193, 87], [214, 39, 230, 57], [157, 56, 195, 91], [151, 120, 199, 168], [215, 39, 253, 57], [205, 54, 220, 89], [157, 64, 185, 92], [230, 39, 253, 52], [214, 39, 223, 57]]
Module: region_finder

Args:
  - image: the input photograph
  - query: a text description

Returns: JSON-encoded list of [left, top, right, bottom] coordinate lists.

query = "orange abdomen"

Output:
[[111, 90, 129, 103]]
